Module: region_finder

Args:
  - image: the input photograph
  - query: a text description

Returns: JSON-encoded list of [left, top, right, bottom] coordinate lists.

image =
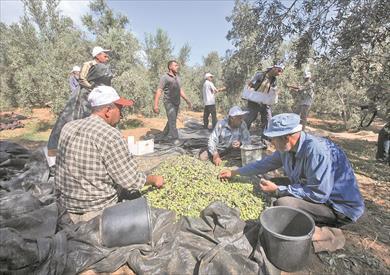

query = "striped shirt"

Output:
[[55, 115, 146, 213]]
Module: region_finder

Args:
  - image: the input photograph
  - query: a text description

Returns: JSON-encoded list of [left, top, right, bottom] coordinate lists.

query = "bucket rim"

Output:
[[260, 206, 315, 241]]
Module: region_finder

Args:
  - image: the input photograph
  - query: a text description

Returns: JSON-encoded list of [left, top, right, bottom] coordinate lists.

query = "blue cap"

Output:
[[263, 113, 302, 137]]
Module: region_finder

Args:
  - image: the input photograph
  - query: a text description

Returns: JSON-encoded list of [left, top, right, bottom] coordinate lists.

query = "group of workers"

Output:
[[51, 46, 366, 254]]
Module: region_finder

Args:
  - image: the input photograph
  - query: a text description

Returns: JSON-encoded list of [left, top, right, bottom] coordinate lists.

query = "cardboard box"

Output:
[[128, 136, 154, 155]]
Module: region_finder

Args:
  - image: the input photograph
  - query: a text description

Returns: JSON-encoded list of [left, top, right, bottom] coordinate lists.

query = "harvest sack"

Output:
[[242, 85, 278, 105]]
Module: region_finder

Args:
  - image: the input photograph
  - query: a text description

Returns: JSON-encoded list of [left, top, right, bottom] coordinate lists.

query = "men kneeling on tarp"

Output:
[[219, 113, 365, 252], [55, 86, 164, 223], [200, 106, 251, 166]]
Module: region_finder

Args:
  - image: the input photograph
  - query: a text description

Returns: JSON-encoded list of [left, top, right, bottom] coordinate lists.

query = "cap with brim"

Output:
[[88, 86, 134, 107], [228, 106, 249, 117], [114, 98, 134, 107], [204, 73, 214, 79], [263, 113, 302, 137], [92, 46, 110, 57]]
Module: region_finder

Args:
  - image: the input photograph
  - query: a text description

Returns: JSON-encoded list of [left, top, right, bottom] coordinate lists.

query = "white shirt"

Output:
[[202, 80, 217, 105]]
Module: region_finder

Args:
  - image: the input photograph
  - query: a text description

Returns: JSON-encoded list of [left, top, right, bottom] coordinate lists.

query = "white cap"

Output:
[[304, 71, 311, 78], [88, 86, 134, 107], [228, 106, 248, 117], [92, 46, 110, 57], [204, 73, 214, 79], [71, 66, 81, 72], [267, 64, 285, 71]]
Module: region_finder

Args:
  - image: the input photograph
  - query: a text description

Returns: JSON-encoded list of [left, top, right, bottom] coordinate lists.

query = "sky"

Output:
[[0, 0, 236, 66]]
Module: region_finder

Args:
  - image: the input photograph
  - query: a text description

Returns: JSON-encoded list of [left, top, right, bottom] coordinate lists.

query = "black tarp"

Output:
[[0, 138, 276, 275]]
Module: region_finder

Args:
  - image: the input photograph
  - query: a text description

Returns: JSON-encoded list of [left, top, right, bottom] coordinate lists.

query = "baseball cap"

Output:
[[204, 73, 214, 79], [71, 66, 81, 72], [228, 106, 248, 117], [267, 64, 285, 71], [88, 86, 134, 107], [263, 113, 302, 137], [92, 46, 110, 57]]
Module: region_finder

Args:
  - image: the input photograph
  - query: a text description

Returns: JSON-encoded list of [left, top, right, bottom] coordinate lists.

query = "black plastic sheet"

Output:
[[0, 141, 274, 275]]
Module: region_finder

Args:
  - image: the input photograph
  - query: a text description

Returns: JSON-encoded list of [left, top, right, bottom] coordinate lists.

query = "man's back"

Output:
[[55, 115, 146, 213]]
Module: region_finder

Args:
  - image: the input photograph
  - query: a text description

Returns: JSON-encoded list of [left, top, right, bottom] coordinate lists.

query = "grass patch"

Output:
[[118, 118, 144, 130]]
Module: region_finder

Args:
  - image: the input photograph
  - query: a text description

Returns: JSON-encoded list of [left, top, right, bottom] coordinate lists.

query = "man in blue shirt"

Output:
[[219, 113, 364, 226], [200, 106, 251, 166]]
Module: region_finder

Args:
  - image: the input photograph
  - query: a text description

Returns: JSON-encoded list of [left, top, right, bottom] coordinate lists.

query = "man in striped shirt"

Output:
[[55, 86, 164, 223]]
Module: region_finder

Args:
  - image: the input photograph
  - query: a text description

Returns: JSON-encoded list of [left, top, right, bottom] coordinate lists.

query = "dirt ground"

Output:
[[0, 108, 389, 274]]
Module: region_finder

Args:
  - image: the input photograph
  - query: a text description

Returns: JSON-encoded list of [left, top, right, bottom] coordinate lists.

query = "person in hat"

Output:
[[289, 71, 315, 130], [219, 113, 364, 227], [69, 65, 81, 96], [153, 60, 192, 144], [55, 86, 164, 223], [244, 64, 284, 133], [200, 106, 251, 166], [202, 73, 226, 130], [47, 46, 114, 155]]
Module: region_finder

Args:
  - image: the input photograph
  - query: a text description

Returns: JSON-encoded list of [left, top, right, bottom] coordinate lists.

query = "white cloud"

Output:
[[57, 0, 90, 27], [0, 0, 90, 27]]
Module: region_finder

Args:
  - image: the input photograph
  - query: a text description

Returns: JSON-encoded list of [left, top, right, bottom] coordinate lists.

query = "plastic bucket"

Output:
[[101, 196, 152, 248], [259, 206, 315, 272], [240, 144, 266, 166]]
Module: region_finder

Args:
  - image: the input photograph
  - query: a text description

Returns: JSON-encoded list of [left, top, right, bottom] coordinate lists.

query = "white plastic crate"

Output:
[[128, 136, 154, 155]]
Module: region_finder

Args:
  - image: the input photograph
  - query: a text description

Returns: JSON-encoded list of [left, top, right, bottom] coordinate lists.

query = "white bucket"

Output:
[[240, 144, 266, 166]]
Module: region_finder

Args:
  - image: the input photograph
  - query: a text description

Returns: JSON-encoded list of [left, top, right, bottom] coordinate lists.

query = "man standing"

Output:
[[69, 65, 80, 96], [200, 106, 251, 166], [153, 60, 192, 144], [47, 46, 113, 155], [289, 71, 315, 130], [244, 65, 284, 133], [220, 113, 364, 227], [202, 73, 225, 130], [56, 86, 164, 223]]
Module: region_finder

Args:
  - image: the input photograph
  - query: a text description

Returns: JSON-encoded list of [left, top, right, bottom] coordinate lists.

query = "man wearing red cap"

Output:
[[56, 86, 164, 223]]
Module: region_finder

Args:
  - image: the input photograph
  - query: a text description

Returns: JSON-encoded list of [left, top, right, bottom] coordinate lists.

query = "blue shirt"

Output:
[[238, 132, 365, 221], [208, 117, 251, 155]]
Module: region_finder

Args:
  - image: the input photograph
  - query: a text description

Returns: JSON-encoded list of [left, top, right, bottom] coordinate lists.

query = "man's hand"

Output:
[[153, 105, 159, 114], [259, 178, 278, 193], [186, 100, 192, 110], [232, 140, 241, 149], [213, 156, 222, 166], [218, 169, 238, 180], [146, 175, 164, 188]]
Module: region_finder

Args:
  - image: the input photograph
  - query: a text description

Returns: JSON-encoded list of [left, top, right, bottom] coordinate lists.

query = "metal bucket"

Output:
[[100, 196, 152, 248], [259, 206, 315, 272], [240, 144, 266, 166]]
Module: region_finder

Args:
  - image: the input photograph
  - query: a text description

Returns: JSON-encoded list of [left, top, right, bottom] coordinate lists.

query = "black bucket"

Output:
[[259, 206, 315, 272], [100, 196, 152, 248]]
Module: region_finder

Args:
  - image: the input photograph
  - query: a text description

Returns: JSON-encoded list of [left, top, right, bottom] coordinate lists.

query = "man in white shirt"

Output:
[[202, 73, 224, 129]]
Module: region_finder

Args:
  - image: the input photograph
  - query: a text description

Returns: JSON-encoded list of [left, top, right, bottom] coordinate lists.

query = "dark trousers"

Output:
[[293, 104, 311, 130], [245, 100, 272, 131], [203, 104, 217, 129], [376, 125, 390, 164], [274, 196, 352, 227], [162, 101, 179, 139]]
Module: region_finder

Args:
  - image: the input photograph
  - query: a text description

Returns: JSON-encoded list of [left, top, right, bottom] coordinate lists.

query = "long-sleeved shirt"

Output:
[[68, 75, 79, 95], [79, 60, 96, 89], [208, 117, 251, 155], [238, 132, 365, 221], [55, 115, 146, 213]]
